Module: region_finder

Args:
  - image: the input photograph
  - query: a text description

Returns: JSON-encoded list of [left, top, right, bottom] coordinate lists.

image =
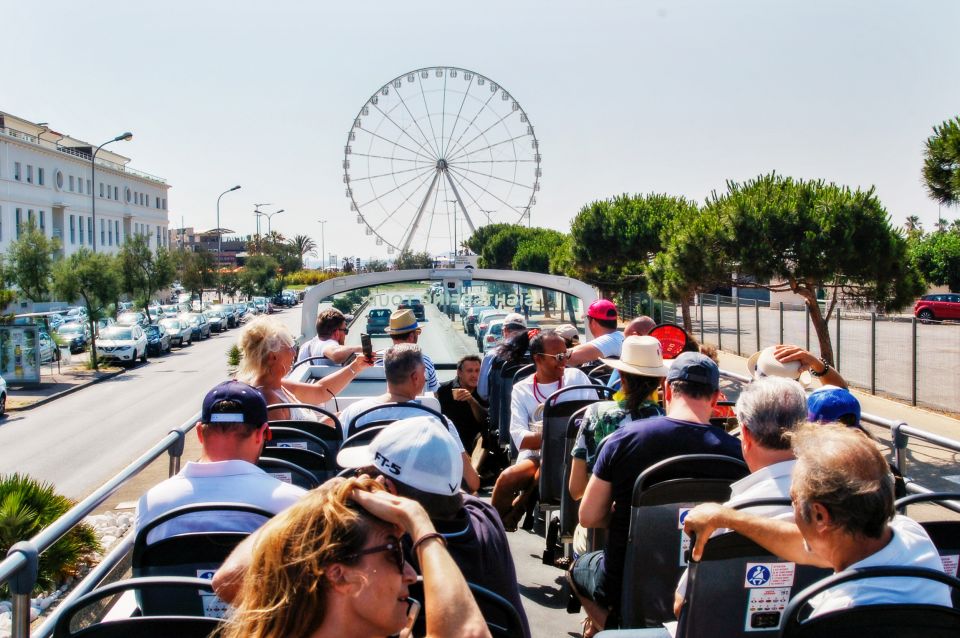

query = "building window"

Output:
[[69, 175, 75, 192], [79, 217, 84, 245], [100, 219, 105, 246], [14, 163, 21, 181], [38, 168, 45, 186], [156, 226, 161, 246], [39, 210, 45, 232], [15, 209, 22, 239], [115, 220, 120, 244], [114, 186, 118, 200], [162, 198, 167, 210], [26, 165, 33, 184], [27, 210, 34, 226], [87, 179, 92, 195], [125, 187, 131, 203], [99, 183, 104, 198], [108, 219, 113, 246], [88, 217, 93, 245], [70, 215, 76, 244]]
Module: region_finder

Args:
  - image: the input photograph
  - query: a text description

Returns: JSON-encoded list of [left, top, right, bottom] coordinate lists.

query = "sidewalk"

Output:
[[6, 365, 125, 411]]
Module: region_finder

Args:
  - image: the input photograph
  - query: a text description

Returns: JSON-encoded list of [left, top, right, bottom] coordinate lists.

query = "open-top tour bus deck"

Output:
[[2, 268, 959, 638]]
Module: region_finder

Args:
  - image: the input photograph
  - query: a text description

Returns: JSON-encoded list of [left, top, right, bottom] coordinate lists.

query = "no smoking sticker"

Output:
[[744, 562, 796, 588]]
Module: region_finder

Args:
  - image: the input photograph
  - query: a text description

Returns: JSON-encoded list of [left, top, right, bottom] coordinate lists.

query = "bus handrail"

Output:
[[0, 410, 201, 638]]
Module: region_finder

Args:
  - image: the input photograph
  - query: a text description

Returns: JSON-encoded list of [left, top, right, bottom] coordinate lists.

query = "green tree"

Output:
[[700, 173, 923, 364], [118, 236, 176, 322], [289, 234, 317, 268], [904, 215, 923, 234], [240, 254, 280, 296], [922, 116, 960, 206], [8, 221, 60, 302], [569, 194, 691, 296], [366, 258, 390, 272], [51, 248, 122, 370], [649, 205, 730, 332], [0, 474, 100, 596], [220, 270, 240, 299], [911, 230, 960, 292], [463, 223, 519, 256], [394, 250, 434, 270], [179, 249, 217, 300]]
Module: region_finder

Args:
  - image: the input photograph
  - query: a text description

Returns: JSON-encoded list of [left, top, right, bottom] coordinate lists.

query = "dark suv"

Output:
[[914, 294, 960, 322], [398, 298, 426, 322]]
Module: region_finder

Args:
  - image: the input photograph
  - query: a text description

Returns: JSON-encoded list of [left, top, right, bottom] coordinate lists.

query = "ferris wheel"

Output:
[[343, 66, 541, 255]]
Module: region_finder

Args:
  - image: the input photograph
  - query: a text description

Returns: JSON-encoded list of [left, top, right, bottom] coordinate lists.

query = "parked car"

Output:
[[117, 311, 149, 328], [96, 317, 116, 334], [95, 325, 148, 365], [0, 373, 6, 416], [160, 304, 180, 319], [475, 310, 507, 349], [464, 305, 495, 336], [398, 298, 426, 322], [366, 308, 392, 335], [210, 304, 238, 328], [159, 318, 193, 347], [481, 319, 506, 353], [183, 312, 211, 340], [914, 293, 960, 322], [204, 310, 226, 333], [56, 322, 91, 354], [144, 324, 172, 356], [271, 292, 294, 308]]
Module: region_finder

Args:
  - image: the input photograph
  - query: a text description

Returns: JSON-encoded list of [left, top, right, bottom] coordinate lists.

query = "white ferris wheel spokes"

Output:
[[344, 67, 541, 255]]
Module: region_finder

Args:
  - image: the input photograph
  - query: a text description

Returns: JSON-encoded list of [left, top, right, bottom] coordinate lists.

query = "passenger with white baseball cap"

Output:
[[338, 417, 531, 638]]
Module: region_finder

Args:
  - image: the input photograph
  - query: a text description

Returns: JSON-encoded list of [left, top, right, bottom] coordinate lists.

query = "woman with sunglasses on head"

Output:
[[490, 330, 598, 527], [237, 316, 372, 422], [217, 477, 491, 638]]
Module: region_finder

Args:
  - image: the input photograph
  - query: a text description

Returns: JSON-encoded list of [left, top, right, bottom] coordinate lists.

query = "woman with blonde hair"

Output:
[[236, 316, 371, 422], [218, 477, 490, 638]]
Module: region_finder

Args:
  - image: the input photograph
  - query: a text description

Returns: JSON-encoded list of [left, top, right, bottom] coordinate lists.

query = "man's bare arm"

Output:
[[682, 503, 830, 567], [565, 343, 604, 367], [578, 475, 613, 529], [323, 343, 363, 364]]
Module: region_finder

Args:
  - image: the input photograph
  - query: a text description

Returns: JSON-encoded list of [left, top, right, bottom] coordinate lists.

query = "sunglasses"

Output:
[[337, 326, 350, 335], [344, 535, 405, 572], [536, 352, 570, 362]]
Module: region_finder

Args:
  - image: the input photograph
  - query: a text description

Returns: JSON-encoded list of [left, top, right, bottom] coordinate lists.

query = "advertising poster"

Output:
[[0, 326, 41, 383]]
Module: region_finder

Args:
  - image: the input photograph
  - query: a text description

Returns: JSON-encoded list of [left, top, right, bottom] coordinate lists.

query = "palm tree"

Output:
[[934, 217, 948, 233], [289, 234, 317, 268], [950, 218, 960, 234], [904, 215, 923, 233]]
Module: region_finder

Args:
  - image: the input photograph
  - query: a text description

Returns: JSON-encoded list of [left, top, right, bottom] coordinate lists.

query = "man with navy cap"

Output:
[[569, 352, 743, 632], [136, 380, 305, 543]]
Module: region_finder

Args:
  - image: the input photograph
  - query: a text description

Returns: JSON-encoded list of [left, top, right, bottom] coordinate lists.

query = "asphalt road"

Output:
[[0, 308, 301, 500]]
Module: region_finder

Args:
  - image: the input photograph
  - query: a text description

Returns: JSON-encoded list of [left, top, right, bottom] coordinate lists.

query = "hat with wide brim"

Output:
[[748, 346, 805, 381], [600, 335, 671, 378], [387, 309, 420, 335]]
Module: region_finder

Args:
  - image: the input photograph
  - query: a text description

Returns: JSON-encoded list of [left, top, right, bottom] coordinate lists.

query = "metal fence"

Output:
[[618, 292, 960, 414]]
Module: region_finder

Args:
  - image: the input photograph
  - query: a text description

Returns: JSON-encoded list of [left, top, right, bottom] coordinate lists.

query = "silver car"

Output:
[[159, 317, 193, 347]]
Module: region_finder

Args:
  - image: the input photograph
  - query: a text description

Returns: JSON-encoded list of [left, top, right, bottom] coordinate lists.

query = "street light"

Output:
[[318, 219, 327, 271], [256, 208, 285, 236], [91, 131, 132, 252], [216, 185, 241, 265]]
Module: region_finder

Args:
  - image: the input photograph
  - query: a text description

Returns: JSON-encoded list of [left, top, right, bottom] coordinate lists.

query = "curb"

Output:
[[7, 368, 127, 412]]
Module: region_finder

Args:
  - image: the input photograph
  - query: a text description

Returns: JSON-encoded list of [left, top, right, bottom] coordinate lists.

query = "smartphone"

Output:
[[361, 333, 373, 360]]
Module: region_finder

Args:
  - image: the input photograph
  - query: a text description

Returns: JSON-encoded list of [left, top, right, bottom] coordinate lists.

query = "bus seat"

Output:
[[678, 526, 830, 638], [258, 446, 330, 483], [133, 503, 273, 616], [267, 403, 342, 437], [780, 566, 960, 638], [619, 454, 749, 628], [897, 492, 960, 604], [498, 363, 534, 448], [53, 577, 224, 638], [345, 401, 448, 437], [257, 457, 321, 489]]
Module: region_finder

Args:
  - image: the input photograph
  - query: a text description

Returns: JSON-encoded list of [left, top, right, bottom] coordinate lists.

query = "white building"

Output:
[[0, 111, 170, 257]]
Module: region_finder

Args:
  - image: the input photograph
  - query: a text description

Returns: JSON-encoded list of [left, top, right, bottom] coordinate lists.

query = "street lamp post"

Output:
[[216, 185, 241, 266], [256, 209, 285, 236], [318, 219, 327, 271], [91, 131, 133, 253]]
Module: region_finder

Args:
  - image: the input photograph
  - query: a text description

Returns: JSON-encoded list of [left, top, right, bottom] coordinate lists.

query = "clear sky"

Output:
[[4, 0, 958, 264]]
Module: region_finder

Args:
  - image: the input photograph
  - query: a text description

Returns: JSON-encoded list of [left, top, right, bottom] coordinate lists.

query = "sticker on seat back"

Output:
[[678, 507, 692, 566], [744, 587, 790, 632], [744, 562, 795, 588], [197, 569, 229, 618], [943, 554, 958, 577]]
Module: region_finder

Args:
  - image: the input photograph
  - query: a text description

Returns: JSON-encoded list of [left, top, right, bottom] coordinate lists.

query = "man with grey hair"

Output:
[[683, 423, 950, 617], [337, 343, 480, 492], [673, 376, 808, 616]]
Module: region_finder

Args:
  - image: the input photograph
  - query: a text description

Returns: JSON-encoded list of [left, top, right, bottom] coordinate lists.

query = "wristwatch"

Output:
[[809, 358, 830, 378]]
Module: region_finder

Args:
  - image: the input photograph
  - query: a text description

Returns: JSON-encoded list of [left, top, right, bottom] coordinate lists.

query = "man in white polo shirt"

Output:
[[136, 380, 304, 544]]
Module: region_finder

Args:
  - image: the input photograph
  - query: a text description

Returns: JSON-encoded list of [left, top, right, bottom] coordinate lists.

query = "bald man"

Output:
[[607, 315, 656, 390]]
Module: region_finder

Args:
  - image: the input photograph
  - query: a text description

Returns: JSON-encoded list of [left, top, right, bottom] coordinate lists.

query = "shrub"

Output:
[[0, 474, 101, 596], [283, 270, 341, 286]]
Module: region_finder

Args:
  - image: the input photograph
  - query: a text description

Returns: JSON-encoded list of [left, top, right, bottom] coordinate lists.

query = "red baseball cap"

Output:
[[587, 299, 618, 321]]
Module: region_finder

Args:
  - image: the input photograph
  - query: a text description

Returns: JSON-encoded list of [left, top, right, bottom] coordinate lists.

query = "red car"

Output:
[[913, 294, 960, 322]]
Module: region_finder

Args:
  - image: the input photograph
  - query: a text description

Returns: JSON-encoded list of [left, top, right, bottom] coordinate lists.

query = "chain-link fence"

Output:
[[617, 292, 960, 414]]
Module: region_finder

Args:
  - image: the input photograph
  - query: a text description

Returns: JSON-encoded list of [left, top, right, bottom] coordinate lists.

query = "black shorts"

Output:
[[570, 550, 613, 609]]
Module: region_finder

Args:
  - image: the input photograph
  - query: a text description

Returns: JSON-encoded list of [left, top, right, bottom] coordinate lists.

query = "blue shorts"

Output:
[[570, 550, 613, 609]]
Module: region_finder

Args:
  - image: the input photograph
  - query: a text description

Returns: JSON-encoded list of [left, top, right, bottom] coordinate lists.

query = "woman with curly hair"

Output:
[[216, 477, 491, 638], [236, 316, 371, 422]]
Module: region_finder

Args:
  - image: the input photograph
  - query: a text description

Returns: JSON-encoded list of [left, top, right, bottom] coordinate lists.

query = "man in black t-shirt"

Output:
[[437, 354, 488, 449], [569, 353, 744, 632]]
